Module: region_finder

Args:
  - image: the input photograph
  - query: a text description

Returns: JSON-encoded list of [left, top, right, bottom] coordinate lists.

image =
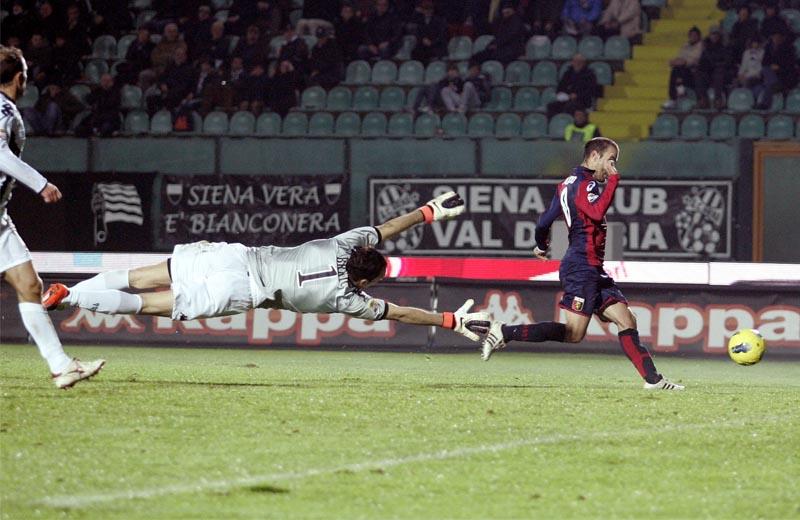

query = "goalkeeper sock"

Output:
[[618, 328, 660, 384], [71, 290, 143, 315], [18, 302, 72, 374], [69, 269, 130, 293], [501, 322, 566, 343]]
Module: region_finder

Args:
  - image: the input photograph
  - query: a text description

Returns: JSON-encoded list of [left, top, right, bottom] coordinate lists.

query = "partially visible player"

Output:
[[0, 46, 105, 389], [43, 192, 490, 341], [480, 138, 683, 390]]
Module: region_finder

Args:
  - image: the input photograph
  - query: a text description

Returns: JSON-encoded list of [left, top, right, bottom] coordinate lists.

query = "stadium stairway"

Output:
[[592, 0, 720, 140]]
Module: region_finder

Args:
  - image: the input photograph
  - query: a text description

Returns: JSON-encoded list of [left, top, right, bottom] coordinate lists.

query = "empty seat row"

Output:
[[446, 34, 630, 61], [651, 113, 798, 140]]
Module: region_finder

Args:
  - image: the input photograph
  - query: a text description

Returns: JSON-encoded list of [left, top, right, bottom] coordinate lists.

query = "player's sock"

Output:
[[71, 290, 143, 315], [18, 302, 72, 374], [501, 322, 566, 343], [69, 269, 130, 294], [618, 328, 661, 384]]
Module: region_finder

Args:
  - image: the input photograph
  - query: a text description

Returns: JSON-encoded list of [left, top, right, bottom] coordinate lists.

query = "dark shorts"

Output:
[[559, 261, 627, 321]]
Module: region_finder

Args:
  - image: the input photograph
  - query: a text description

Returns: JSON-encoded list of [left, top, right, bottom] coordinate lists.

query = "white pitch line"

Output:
[[37, 417, 782, 509]]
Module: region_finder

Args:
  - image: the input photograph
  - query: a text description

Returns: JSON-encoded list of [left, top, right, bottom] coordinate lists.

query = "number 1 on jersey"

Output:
[[297, 266, 337, 287]]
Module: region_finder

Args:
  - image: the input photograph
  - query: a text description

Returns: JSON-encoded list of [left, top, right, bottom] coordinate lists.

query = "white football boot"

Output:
[[481, 321, 506, 361], [643, 376, 684, 391], [52, 358, 106, 389]]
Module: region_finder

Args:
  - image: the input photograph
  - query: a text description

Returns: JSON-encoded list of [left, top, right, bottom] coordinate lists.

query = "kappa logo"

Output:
[[475, 290, 534, 324], [572, 297, 585, 312]]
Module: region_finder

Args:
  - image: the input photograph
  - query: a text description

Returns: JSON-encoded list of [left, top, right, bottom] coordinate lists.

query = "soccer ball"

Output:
[[727, 329, 766, 366]]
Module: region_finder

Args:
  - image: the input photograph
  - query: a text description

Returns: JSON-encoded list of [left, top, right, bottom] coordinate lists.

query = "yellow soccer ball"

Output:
[[727, 329, 766, 366]]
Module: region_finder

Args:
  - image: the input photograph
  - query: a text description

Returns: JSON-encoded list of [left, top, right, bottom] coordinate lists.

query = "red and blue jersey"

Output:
[[535, 166, 619, 267]]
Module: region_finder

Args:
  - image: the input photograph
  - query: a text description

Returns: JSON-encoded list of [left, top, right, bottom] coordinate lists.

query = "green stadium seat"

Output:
[[709, 114, 736, 140], [551, 35, 577, 60], [150, 110, 173, 134], [441, 113, 467, 137], [282, 112, 308, 135], [202, 111, 229, 135], [302, 35, 317, 50], [485, 87, 513, 111], [738, 114, 764, 138], [472, 35, 495, 54], [456, 60, 469, 76], [481, 60, 504, 85], [531, 61, 557, 86], [229, 111, 256, 135], [120, 85, 143, 110], [525, 36, 551, 60], [766, 115, 794, 139], [797, 119, 800, 139], [308, 112, 335, 136], [651, 114, 679, 139], [136, 10, 156, 28], [414, 113, 440, 136], [124, 110, 149, 134], [398, 60, 424, 85], [680, 114, 708, 139], [783, 9, 800, 33], [768, 92, 783, 111], [326, 86, 352, 111], [513, 87, 540, 111], [495, 113, 521, 138], [133, 0, 153, 8], [577, 36, 603, 60], [269, 36, 286, 58], [379, 86, 405, 111], [388, 112, 413, 136], [538, 87, 556, 110], [69, 84, 91, 107], [361, 112, 387, 136], [603, 36, 631, 60], [188, 112, 203, 135], [335, 112, 360, 136], [589, 61, 613, 85], [215, 8, 230, 22], [211, 0, 231, 8], [17, 85, 38, 109], [676, 96, 696, 112], [727, 88, 754, 112], [784, 89, 800, 114], [371, 60, 397, 84], [521, 113, 548, 138], [116, 34, 136, 59], [505, 61, 530, 84], [395, 35, 417, 60], [751, 9, 765, 23], [84, 59, 109, 84], [345, 60, 371, 84], [300, 86, 326, 110], [425, 61, 447, 83], [92, 35, 117, 59], [468, 113, 494, 137], [721, 9, 737, 33], [256, 112, 281, 135], [353, 86, 379, 110], [548, 113, 573, 137], [448, 36, 472, 60]]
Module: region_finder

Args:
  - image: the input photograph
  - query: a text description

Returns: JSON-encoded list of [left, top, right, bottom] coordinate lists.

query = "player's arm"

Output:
[[533, 193, 562, 259], [376, 191, 465, 242], [384, 299, 489, 341], [574, 173, 619, 221], [0, 143, 61, 203]]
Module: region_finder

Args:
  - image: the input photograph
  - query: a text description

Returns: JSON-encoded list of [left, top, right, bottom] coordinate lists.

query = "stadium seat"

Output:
[[538, 87, 556, 110], [288, 8, 301, 27], [727, 88, 754, 112], [256, 112, 281, 135], [794, 39, 800, 60], [92, 35, 116, 59], [513, 87, 540, 111], [269, 36, 286, 58], [388, 112, 413, 136], [136, 10, 156, 28], [353, 86, 379, 110], [676, 96, 696, 112], [783, 9, 800, 33], [468, 113, 494, 137], [525, 36, 551, 60], [650, 114, 679, 139], [588, 61, 613, 85], [505, 61, 530, 84], [202, 111, 229, 135], [326, 86, 352, 111], [215, 8, 230, 21], [150, 110, 173, 134], [784, 89, 800, 114], [766, 115, 794, 139], [472, 35, 495, 54], [531, 61, 557, 86], [551, 35, 577, 60], [395, 35, 417, 60], [485, 87, 513, 112], [69, 84, 91, 107], [397, 60, 424, 85], [481, 60, 504, 85], [521, 113, 548, 138], [117, 34, 137, 59], [577, 36, 603, 60], [448, 36, 472, 60], [414, 113, 440, 136], [361, 112, 387, 136], [737, 114, 764, 138], [721, 9, 737, 33], [495, 113, 521, 138], [308, 112, 335, 136], [371, 60, 398, 84], [604, 36, 630, 60], [425, 61, 447, 83], [16, 85, 38, 109], [228, 111, 255, 135], [211, 0, 231, 8], [345, 60, 371, 84], [124, 110, 149, 134], [441, 113, 467, 137], [767, 92, 783, 112], [84, 59, 109, 84], [548, 113, 573, 137], [680, 114, 708, 139], [379, 86, 405, 111], [282, 112, 308, 135], [120, 85, 143, 110], [709, 114, 736, 140], [335, 112, 360, 136], [300, 86, 326, 110]]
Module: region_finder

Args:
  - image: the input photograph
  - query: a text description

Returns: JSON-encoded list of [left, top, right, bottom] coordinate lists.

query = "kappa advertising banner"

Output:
[[156, 175, 349, 248], [8, 172, 153, 251], [369, 178, 733, 259]]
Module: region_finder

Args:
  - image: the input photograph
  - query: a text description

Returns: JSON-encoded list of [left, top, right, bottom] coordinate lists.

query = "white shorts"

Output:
[[170, 241, 254, 321], [0, 215, 32, 273]]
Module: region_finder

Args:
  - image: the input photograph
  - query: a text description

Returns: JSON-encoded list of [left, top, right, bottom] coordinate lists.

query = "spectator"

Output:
[[547, 54, 597, 118], [87, 10, 112, 42], [334, 2, 365, 62], [195, 21, 231, 67], [239, 63, 270, 114], [127, 28, 156, 78], [759, 31, 799, 109], [308, 26, 344, 90], [737, 36, 767, 106], [80, 73, 122, 137], [140, 69, 163, 113], [561, 0, 602, 37], [64, 4, 91, 59], [729, 6, 760, 62], [695, 30, 731, 109], [269, 59, 304, 116], [297, 0, 340, 36], [224, 56, 249, 108], [472, 1, 526, 65], [410, 0, 448, 65], [151, 23, 188, 76], [662, 26, 703, 109], [22, 84, 83, 136], [25, 33, 53, 88], [438, 0, 471, 37], [226, 0, 259, 36], [252, 0, 286, 40], [48, 34, 82, 84], [462, 61, 492, 110], [358, 0, 403, 61], [760, 4, 792, 41], [36, 1, 63, 45], [185, 58, 223, 116], [183, 5, 214, 55], [526, 0, 564, 40], [158, 46, 196, 110], [439, 63, 466, 112], [596, 0, 641, 43], [278, 25, 310, 72], [152, 0, 201, 27], [564, 109, 600, 143], [90, 0, 134, 35], [233, 25, 269, 70], [1, 1, 34, 46]]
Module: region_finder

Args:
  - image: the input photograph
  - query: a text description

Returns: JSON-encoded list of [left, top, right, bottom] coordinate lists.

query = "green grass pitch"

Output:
[[1, 344, 799, 519]]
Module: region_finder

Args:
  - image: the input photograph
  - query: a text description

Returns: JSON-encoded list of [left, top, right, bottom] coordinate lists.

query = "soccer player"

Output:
[[0, 46, 105, 389], [43, 192, 490, 341], [480, 137, 684, 390]]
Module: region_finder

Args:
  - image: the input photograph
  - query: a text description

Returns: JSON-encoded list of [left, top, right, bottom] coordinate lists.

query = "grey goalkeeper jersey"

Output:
[[245, 226, 388, 321]]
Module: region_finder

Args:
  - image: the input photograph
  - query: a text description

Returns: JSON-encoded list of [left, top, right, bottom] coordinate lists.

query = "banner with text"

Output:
[[369, 178, 733, 259], [157, 174, 349, 248]]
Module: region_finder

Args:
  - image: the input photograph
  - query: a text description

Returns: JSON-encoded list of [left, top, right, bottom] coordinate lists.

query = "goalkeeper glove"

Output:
[[419, 191, 465, 223], [442, 299, 491, 342]]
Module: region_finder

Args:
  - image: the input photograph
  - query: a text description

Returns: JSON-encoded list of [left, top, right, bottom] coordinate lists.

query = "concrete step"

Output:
[[624, 59, 671, 73], [615, 72, 669, 87], [633, 45, 679, 61], [651, 18, 718, 32], [605, 85, 664, 99], [591, 111, 654, 124], [598, 98, 663, 111]]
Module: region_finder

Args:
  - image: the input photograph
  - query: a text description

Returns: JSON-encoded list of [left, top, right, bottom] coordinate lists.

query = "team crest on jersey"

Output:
[[572, 297, 585, 312]]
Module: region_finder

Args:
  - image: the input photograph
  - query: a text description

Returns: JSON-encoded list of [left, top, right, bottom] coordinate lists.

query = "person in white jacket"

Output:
[[597, 0, 642, 43]]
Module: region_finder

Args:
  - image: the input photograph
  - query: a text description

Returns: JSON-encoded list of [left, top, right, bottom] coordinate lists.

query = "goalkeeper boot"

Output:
[[42, 283, 69, 311], [481, 321, 506, 361], [52, 358, 106, 389], [643, 376, 684, 391]]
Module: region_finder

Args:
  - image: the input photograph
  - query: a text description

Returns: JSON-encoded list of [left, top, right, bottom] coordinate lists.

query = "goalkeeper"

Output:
[[43, 192, 489, 342]]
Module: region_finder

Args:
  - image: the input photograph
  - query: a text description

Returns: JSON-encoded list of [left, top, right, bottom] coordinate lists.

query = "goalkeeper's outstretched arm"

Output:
[[385, 299, 489, 342], [376, 191, 465, 241]]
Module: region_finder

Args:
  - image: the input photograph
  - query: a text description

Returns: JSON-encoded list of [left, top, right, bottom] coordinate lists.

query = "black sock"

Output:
[[618, 328, 660, 384], [501, 322, 567, 343]]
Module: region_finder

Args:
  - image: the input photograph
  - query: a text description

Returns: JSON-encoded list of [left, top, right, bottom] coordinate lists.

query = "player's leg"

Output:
[[65, 260, 170, 294]]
